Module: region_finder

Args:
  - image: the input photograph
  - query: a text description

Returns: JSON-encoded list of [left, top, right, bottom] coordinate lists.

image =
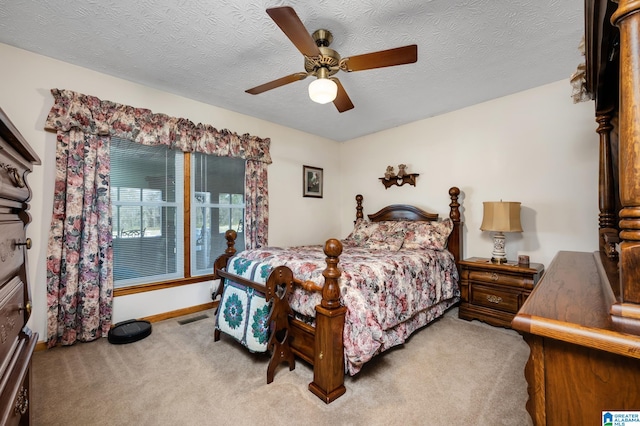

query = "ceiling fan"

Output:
[[245, 6, 418, 113]]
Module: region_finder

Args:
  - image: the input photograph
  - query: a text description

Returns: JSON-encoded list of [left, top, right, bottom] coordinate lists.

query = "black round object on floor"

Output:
[[108, 319, 152, 344]]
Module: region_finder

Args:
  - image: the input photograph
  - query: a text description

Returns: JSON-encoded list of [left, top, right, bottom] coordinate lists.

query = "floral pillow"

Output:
[[344, 218, 373, 246], [345, 219, 407, 250], [402, 218, 453, 251], [361, 221, 406, 251]]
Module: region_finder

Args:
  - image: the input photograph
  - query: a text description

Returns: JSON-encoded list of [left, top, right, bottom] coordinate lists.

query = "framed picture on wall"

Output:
[[303, 165, 323, 198]]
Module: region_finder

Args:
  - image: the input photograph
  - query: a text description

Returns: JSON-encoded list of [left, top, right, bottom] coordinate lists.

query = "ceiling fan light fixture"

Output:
[[308, 74, 337, 104], [247, 7, 418, 112]]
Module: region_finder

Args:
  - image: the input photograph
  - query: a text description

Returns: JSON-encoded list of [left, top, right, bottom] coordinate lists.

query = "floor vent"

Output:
[[177, 314, 209, 325]]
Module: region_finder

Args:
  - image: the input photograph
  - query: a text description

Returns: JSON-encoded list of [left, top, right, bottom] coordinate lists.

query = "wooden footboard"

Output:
[[213, 187, 463, 404]]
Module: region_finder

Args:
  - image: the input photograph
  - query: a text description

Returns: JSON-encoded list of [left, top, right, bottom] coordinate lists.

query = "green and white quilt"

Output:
[[215, 256, 273, 353]]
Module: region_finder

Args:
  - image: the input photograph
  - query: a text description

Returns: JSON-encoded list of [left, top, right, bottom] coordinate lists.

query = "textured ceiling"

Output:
[[0, 0, 584, 142]]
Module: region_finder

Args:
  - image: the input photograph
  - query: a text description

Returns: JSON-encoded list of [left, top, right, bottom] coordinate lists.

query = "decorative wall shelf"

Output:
[[379, 173, 419, 189]]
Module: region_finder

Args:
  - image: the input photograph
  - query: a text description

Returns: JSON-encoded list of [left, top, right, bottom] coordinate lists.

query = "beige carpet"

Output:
[[32, 307, 532, 426]]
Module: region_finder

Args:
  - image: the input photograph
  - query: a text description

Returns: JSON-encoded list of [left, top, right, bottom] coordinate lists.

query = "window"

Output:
[[191, 153, 246, 276], [110, 138, 245, 290]]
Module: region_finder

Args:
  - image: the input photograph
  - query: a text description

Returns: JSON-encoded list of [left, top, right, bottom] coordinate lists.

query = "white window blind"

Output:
[[191, 153, 245, 276], [111, 138, 184, 287], [110, 138, 245, 288]]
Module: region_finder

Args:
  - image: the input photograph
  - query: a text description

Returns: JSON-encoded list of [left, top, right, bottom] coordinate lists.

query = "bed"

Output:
[[213, 187, 463, 403]]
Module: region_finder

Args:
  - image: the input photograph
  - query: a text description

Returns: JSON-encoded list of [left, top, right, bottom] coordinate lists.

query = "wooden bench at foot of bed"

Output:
[[214, 233, 347, 402], [213, 187, 463, 404]]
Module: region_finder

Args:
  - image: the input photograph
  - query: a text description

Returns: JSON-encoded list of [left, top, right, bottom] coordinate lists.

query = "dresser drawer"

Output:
[[0, 222, 26, 287], [3, 369, 29, 426], [468, 270, 532, 289], [0, 139, 32, 204], [0, 331, 36, 426], [0, 277, 26, 378], [470, 283, 520, 314]]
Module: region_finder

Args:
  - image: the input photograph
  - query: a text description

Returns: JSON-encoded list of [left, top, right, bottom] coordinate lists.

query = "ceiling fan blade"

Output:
[[266, 6, 321, 58], [341, 45, 418, 72], [245, 72, 309, 95], [332, 78, 354, 113]]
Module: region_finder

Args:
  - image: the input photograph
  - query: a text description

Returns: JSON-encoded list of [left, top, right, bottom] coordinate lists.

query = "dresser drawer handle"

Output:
[[14, 386, 28, 416], [1, 163, 25, 188], [490, 273, 499, 281], [486, 294, 503, 304], [19, 301, 32, 317], [15, 238, 32, 250]]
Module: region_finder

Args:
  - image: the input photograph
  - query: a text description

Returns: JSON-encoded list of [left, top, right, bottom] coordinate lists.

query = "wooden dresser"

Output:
[[512, 251, 640, 425], [0, 108, 40, 425], [511, 1, 640, 424]]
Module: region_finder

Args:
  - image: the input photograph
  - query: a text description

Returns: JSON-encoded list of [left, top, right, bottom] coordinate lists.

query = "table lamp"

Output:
[[480, 201, 523, 264]]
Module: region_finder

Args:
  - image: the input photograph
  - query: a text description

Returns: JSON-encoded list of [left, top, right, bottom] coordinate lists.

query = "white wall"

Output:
[[0, 42, 600, 344], [0, 43, 340, 339], [339, 80, 599, 268]]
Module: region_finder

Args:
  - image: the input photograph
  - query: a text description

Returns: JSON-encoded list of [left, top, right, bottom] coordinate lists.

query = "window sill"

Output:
[[114, 274, 216, 297]]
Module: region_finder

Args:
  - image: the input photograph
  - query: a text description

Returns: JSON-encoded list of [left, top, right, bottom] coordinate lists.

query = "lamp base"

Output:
[[490, 232, 508, 264]]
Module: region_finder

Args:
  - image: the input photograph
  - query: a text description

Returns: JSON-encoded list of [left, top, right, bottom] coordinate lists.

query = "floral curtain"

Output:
[[45, 129, 112, 347], [244, 160, 269, 249], [44, 88, 271, 346]]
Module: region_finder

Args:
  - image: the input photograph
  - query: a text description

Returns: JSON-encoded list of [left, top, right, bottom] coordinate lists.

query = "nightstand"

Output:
[[458, 257, 544, 328]]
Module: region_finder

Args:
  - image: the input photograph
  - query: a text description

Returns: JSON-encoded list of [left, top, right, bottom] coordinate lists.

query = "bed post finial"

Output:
[[322, 239, 343, 309], [212, 229, 239, 305], [449, 187, 460, 222], [213, 229, 237, 279], [224, 229, 237, 256], [448, 187, 463, 266], [355, 194, 364, 223]]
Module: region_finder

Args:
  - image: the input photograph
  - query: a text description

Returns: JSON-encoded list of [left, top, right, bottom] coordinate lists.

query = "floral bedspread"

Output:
[[223, 242, 459, 375]]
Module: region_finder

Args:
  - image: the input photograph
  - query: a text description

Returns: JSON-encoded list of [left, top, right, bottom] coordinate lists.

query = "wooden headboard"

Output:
[[353, 186, 463, 265]]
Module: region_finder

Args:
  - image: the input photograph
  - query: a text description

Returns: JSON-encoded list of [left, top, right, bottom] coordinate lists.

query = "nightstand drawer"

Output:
[[468, 270, 531, 289], [470, 284, 519, 313]]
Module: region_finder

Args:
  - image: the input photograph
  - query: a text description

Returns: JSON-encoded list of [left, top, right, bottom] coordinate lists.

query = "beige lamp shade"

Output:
[[480, 201, 523, 233]]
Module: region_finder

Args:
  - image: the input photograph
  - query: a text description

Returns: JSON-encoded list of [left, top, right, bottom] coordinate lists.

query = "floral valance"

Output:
[[44, 88, 272, 164]]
